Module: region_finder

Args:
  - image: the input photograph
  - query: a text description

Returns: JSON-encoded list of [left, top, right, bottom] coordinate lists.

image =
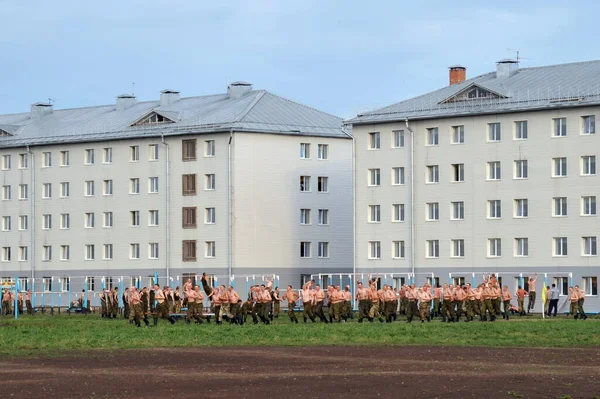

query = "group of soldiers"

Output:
[[1, 289, 33, 316]]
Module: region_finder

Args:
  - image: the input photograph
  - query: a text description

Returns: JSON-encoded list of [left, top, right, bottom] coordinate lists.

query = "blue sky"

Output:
[[0, 0, 598, 118]]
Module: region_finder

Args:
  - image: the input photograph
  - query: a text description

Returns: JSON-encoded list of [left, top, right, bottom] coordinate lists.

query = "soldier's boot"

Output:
[[143, 317, 149, 326], [303, 316, 307, 323], [135, 320, 141, 327], [379, 317, 384, 323], [153, 317, 158, 326]]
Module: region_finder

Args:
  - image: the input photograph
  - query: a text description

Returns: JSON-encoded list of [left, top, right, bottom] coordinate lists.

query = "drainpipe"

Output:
[[405, 120, 415, 280], [26, 146, 35, 281], [227, 129, 233, 281], [161, 135, 170, 281]]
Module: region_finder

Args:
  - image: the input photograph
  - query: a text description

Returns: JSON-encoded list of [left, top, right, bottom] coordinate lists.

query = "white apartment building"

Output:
[[0, 82, 353, 298], [347, 60, 599, 312]]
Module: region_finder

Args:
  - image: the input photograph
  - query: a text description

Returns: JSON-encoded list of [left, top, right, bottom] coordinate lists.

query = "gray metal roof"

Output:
[[0, 89, 347, 149], [347, 60, 600, 125]]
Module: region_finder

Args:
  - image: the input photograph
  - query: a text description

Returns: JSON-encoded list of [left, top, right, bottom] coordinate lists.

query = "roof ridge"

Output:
[[260, 91, 342, 121], [519, 59, 600, 71], [237, 91, 267, 122]]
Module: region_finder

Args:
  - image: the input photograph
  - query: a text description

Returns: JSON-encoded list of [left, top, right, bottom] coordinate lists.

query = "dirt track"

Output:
[[0, 346, 599, 398]]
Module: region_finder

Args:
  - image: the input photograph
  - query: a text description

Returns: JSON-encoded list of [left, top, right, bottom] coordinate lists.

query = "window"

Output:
[[426, 240, 440, 258], [59, 182, 69, 198], [60, 213, 70, 229], [149, 144, 159, 161], [515, 238, 529, 257], [60, 245, 70, 261], [451, 163, 464, 182], [43, 152, 52, 167], [103, 147, 112, 163], [368, 205, 381, 222], [451, 125, 464, 144], [85, 212, 95, 228], [2, 154, 11, 170], [205, 140, 215, 157], [300, 209, 311, 225], [317, 176, 329, 193], [2, 247, 11, 262], [515, 121, 528, 139], [426, 165, 439, 183], [182, 207, 197, 228], [129, 178, 140, 194], [581, 156, 596, 176], [42, 214, 52, 230], [18, 246, 27, 262], [130, 211, 140, 227], [514, 199, 528, 218], [85, 181, 94, 196], [182, 139, 197, 161], [583, 115, 596, 135], [488, 200, 501, 219], [59, 151, 69, 166], [1, 216, 10, 231], [103, 180, 113, 196], [487, 161, 501, 180], [582, 196, 597, 216], [41, 183, 51, 199], [84, 149, 94, 165], [18, 215, 27, 231], [103, 244, 113, 260], [182, 240, 197, 261], [42, 245, 52, 261], [205, 174, 215, 190], [553, 197, 567, 217], [368, 132, 381, 149], [488, 123, 501, 142], [514, 160, 528, 179], [553, 117, 567, 137], [582, 277, 598, 296], [149, 210, 159, 226], [368, 241, 381, 259], [318, 242, 329, 258], [300, 176, 311, 192], [582, 236, 597, 256], [300, 241, 312, 258], [451, 201, 464, 220], [427, 128, 439, 146], [41, 277, 52, 292], [182, 174, 196, 195], [130, 145, 139, 161], [392, 204, 405, 222], [149, 243, 159, 259], [318, 209, 329, 225], [392, 130, 405, 148], [300, 143, 311, 159], [204, 207, 215, 224], [87, 277, 96, 291], [18, 184, 28, 200], [368, 169, 381, 186], [148, 177, 159, 193], [130, 243, 140, 259], [451, 239, 465, 257], [552, 157, 567, 177], [554, 277, 569, 296], [553, 237, 568, 256], [103, 212, 113, 228], [392, 167, 405, 185], [392, 241, 405, 259], [18, 153, 28, 169], [2, 185, 10, 201], [317, 144, 329, 159], [426, 202, 439, 221], [488, 238, 501, 257], [205, 242, 216, 258]]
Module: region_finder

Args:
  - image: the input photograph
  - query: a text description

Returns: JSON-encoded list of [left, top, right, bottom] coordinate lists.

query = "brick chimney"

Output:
[[449, 65, 466, 85]]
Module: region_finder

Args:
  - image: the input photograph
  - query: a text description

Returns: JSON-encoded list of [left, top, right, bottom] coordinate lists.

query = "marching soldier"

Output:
[[282, 285, 299, 323]]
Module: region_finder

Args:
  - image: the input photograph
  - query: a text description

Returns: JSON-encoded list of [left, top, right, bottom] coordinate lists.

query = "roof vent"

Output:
[[227, 81, 253, 99], [30, 102, 54, 119], [496, 59, 519, 79], [116, 94, 137, 111], [448, 65, 466, 86], [160, 89, 180, 107]]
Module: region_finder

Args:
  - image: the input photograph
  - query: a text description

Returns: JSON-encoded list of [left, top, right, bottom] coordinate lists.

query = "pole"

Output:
[[51, 276, 55, 312], [14, 279, 19, 320], [32, 278, 36, 309], [83, 277, 88, 309]]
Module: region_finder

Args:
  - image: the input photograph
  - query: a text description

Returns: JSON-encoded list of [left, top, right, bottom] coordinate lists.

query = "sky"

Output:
[[0, 0, 598, 119]]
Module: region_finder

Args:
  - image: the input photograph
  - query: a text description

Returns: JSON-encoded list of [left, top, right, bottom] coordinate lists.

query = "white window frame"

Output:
[[103, 212, 113, 228], [300, 143, 311, 159], [581, 196, 597, 216], [149, 210, 159, 226], [103, 147, 112, 164], [427, 127, 439, 146], [318, 209, 329, 225], [60, 213, 70, 229], [514, 160, 528, 179], [487, 161, 501, 181], [42, 183, 51, 199], [129, 178, 140, 194], [103, 244, 113, 260], [426, 165, 439, 183], [84, 212, 95, 228], [2, 247, 11, 262], [451, 239, 465, 258], [84, 149, 95, 165], [581, 155, 596, 176], [451, 125, 464, 144], [488, 238, 502, 257], [553, 117, 567, 137], [18, 246, 28, 262], [59, 182, 69, 198], [553, 237, 568, 257], [392, 130, 404, 148], [553, 197, 568, 217], [205, 140, 215, 157], [300, 176, 311, 192], [300, 208, 311, 225], [149, 144, 159, 161], [451, 163, 464, 182], [582, 115, 596, 135], [59, 150, 69, 167], [368, 169, 381, 187], [149, 243, 159, 259], [18, 153, 28, 169], [318, 242, 329, 259], [130, 211, 140, 227], [514, 121, 528, 140], [18, 184, 28, 200], [488, 123, 501, 142], [514, 199, 528, 218], [130, 243, 140, 259], [426, 202, 439, 221], [368, 132, 381, 150], [451, 201, 464, 220], [2, 154, 11, 170], [317, 144, 329, 160], [148, 177, 159, 193], [368, 205, 381, 223], [582, 276, 598, 296], [552, 157, 568, 177], [515, 238, 529, 257], [300, 241, 312, 258], [392, 240, 405, 259], [18, 215, 27, 231], [317, 176, 328, 193], [392, 204, 405, 222], [43, 152, 52, 167], [488, 200, 502, 219], [426, 240, 440, 258], [42, 214, 52, 230], [103, 180, 113, 196], [84, 181, 94, 197], [582, 236, 597, 256], [1, 216, 11, 232], [205, 208, 215, 225], [392, 167, 405, 185], [60, 245, 70, 261], [368, 241, 381, 259], [205, 174, 216, 190], [130, 145, 140, 162]]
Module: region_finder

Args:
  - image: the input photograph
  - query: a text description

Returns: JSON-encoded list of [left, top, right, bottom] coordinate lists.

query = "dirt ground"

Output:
[[0, 346, 599, 399]]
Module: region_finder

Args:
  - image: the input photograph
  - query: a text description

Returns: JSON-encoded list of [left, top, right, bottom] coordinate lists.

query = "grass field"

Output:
[[1, 314, 598, 358]]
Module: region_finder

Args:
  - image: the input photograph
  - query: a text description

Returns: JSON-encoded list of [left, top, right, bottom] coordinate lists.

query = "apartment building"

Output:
[[347, 60, 599, 311], [0, 82, 353, 295]]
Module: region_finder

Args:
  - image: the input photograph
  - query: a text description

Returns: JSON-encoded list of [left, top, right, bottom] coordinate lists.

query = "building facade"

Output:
[[0, 82, 353, 300], [348, 60, 599, 312]]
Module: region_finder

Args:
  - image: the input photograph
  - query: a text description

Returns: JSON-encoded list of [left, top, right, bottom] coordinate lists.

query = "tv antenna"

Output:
[[132, 82, 135, 96], [506, 48, 531, 63], [48, 97, 56, 105]]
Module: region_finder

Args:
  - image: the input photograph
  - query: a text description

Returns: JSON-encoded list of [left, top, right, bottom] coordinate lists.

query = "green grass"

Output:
[[0, 315, 598, 358]]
